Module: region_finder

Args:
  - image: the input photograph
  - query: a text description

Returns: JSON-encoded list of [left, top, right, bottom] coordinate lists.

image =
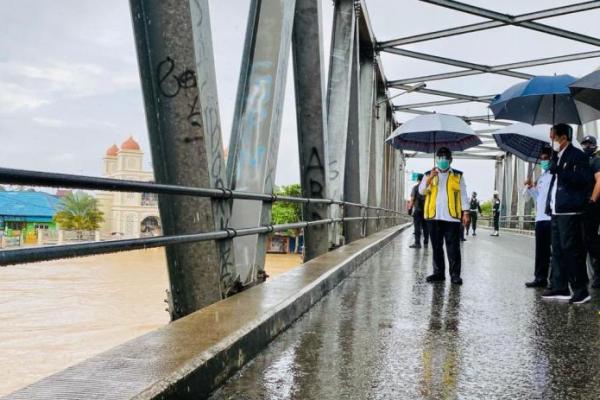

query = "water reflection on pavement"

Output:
[[211, 231, 600, 400]]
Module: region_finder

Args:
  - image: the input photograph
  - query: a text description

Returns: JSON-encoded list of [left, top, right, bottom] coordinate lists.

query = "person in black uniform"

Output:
[[408, 174, 429, 249], [542, 124, 592, 304], [491, 191, 501, 237], [581, 135, 600, 288], [466, 192, 482, 236]]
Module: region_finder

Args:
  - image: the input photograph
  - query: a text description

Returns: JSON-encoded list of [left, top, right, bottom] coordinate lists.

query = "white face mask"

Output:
[[552, 141, 561, 152]]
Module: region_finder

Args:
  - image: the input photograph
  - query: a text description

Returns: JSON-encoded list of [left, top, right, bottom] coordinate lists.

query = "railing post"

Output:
[[326, 0, 356, 247], [292, 0, 330, 261], [226, 0, 297, 286], [130, 0, 225, 319]]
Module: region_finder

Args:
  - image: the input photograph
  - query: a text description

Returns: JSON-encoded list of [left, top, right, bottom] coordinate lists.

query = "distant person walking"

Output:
[[419, 147, 470, 285], [466, 192, 482, 236], [542, 124, 592, 304], [491, 191, 501, 236], [581, 135, 600, 288], [524, 146, 552, 288], [408, 173, 429, 249]]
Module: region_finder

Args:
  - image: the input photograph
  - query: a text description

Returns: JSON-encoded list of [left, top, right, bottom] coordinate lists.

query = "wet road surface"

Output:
[[211, 230, 600, 400]]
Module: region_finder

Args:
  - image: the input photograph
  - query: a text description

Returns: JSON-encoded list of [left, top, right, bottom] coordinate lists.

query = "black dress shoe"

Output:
[[426, 274, 445, 283], [451, 276, 463, 285], [409, 243, 421, 249], [525, 280, 547, 288]]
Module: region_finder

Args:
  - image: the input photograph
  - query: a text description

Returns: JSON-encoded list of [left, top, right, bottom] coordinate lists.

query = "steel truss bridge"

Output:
[[3, 1, 600, 399], [1, 0, 599, 318]]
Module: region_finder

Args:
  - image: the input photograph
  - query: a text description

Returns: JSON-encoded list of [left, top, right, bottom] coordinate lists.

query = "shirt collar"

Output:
[[558, 143, 570, 157]]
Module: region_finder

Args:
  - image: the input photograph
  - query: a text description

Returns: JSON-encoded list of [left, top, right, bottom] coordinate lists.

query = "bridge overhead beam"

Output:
[[292, 0, 330, 261], [326, 0, 356, 246], [227, 0, 297, 286], [377, 1, 600, 47], [389, 50, 600, 85], [382, 48, 533, 80], [420, 0, 600, 47], [130, 0, 231, 319], [395, 108, 510, 126], [388, 84, 494, 104]]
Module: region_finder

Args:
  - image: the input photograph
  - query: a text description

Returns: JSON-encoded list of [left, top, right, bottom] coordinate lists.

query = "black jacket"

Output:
[[545, 144, 592, 215]]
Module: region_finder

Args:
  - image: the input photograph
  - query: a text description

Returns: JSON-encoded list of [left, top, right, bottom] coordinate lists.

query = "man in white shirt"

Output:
[[523, 146, 552, 288], [419, 147, 470, 285]]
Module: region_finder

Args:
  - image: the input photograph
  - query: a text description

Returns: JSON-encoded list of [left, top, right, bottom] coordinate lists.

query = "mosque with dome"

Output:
[[97, 137, 162, 238]]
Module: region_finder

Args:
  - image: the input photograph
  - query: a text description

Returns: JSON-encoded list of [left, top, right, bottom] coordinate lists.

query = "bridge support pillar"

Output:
[[292, 0, 330, 261], [326, 0, 356, 247], [130, 0, 231, 319], [226, 0, 297, 286]]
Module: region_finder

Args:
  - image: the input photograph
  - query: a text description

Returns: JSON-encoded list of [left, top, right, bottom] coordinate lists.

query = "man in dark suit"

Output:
[[542, 124, 593, 304]]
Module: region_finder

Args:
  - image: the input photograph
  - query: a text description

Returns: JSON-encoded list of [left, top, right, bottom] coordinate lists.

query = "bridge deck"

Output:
[[211, 230, 600, 399]]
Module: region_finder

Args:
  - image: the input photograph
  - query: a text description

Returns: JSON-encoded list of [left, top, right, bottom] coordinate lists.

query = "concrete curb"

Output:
[[5, 224, 410, 400]]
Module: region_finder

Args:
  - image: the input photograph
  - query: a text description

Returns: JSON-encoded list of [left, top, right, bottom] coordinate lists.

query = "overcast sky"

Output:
[[1, 0, 599, 201]]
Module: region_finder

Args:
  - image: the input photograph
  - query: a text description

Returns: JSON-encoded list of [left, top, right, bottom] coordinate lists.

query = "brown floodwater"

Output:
[[0, 248, 301, 396]]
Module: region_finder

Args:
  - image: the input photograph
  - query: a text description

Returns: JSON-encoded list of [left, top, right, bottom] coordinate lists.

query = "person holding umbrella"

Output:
[[542, 124, 592, 304], [523, 146, 553, 288], [418, 147, 470, 285], [581, 135, 600, 288]]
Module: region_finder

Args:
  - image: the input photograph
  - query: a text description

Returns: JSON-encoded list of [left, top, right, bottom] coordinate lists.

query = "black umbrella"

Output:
[[569, 69, 600, 111]]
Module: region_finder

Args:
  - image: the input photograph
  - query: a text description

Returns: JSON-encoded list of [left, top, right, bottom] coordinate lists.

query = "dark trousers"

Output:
[[469, 211, 478, 233], [551, 214, 588, 297], [413, 211, 429, 245], [583, 203, 600, 284], [428, 220, 461, 278], [493, 212, 500, 231], [534, 220, 552, 282]]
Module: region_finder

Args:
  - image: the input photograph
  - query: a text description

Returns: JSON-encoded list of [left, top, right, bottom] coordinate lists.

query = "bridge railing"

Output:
[[0, 166, 405, 267], [479, 214, 536, 231]]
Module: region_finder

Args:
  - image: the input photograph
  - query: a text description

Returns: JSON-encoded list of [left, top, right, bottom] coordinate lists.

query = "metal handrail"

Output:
[[0, 167, 406, 266], [0, 167, 401, 214]]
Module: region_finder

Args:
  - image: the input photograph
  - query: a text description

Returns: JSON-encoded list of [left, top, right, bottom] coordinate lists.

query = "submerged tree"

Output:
[[54, 191, 104, 231]]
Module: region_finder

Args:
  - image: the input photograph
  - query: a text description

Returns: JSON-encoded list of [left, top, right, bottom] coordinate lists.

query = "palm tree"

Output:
[[54, 192, 104, 231]]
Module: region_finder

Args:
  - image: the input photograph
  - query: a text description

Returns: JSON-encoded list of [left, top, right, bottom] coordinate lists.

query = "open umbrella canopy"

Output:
[[489, 74, 600, 125], [569, 69, 600, 111], [492, 123, 552, 163], [386, 113, 481, 153], [492, 122, 583, 163]]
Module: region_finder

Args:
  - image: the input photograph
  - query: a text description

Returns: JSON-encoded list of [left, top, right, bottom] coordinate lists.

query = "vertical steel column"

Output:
[[358, 51, 376, 234], [292, 0, 330, 261], [501, 154, 514, 226], [366, 90, 384, 235], [524, 162, 535, 226], [515, 158, 526, 229], [326, 0, 356, 246], [130, 0, 223, 319], [374, 91, 387, 230], [343, 23, 363, 244], [227, 0, 296, 286], [493, 156, 504, 194], [189, 0, 237, 297]]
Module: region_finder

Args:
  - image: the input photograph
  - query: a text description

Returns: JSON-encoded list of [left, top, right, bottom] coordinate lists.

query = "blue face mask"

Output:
[[436, 158, 450, 170], [540, 160, 550, 171]]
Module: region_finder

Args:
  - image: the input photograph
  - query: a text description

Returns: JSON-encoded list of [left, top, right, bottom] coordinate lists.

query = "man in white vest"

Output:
[[419, 147, 470, 285]]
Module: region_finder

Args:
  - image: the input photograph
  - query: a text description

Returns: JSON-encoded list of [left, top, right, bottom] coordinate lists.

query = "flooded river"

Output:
[[0, 248, 301, 396]]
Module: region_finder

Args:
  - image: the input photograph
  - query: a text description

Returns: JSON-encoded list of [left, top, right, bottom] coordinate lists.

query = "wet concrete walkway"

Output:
[[211, 229, 600, 400]]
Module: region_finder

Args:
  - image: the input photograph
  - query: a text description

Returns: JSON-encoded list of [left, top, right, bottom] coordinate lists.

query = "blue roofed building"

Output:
[[0, 191, 61, 246]]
